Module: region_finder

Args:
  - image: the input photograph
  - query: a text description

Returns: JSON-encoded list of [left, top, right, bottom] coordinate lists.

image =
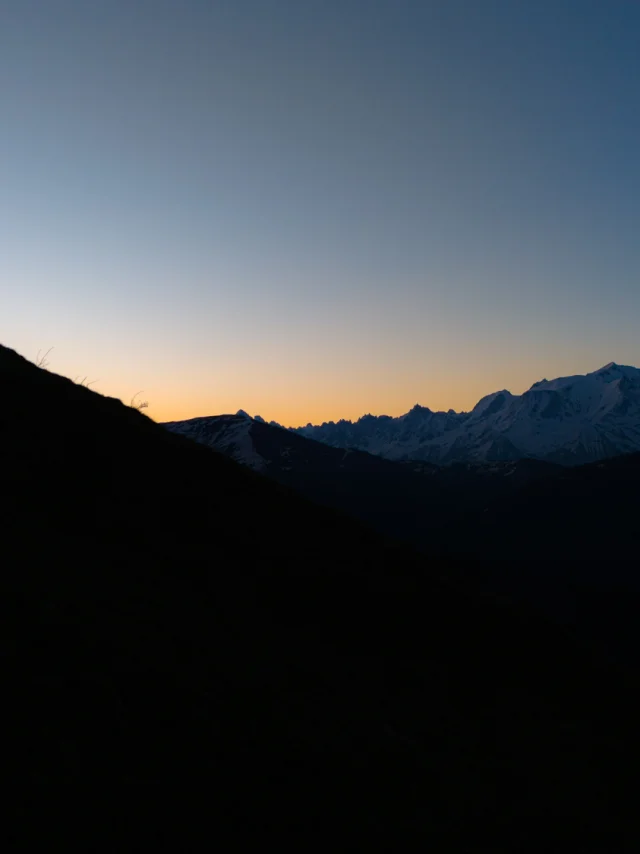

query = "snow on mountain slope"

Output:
[[293, 363, 640, 465], [163, 413, 267, 471], [290, 406, 466, 460]]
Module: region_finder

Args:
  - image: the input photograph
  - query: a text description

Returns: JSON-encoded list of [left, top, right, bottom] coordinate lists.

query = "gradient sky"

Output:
[[2, 0, 639, 425]]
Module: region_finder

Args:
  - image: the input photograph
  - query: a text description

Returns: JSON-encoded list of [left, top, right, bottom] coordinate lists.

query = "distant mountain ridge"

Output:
[[286, 362, 640, 465]]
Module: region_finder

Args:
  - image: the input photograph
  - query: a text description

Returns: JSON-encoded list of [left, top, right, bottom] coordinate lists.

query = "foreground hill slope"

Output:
[[1, 344, 638, 840]]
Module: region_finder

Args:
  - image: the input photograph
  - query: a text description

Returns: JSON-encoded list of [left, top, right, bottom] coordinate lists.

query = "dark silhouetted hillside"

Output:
[[433, 451, 640, 664], [1, 344, 639, 844]]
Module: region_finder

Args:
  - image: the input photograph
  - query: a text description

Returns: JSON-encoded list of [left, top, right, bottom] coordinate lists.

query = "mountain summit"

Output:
[[292, 363, 640, 465]]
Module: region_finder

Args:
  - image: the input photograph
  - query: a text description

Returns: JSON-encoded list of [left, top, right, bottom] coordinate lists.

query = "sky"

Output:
[[2, 0, 639, 425]]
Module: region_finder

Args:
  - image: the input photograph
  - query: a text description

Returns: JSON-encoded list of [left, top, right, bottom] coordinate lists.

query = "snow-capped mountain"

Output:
[[293, 362, 640, 465], [163, 411, 268, 471]]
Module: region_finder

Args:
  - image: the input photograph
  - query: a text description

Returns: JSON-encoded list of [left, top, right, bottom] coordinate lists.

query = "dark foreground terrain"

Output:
[[2, 344, 638, 844]]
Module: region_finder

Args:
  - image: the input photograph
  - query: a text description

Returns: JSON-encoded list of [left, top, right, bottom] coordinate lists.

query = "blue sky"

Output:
[[2, 0, 639, 423]]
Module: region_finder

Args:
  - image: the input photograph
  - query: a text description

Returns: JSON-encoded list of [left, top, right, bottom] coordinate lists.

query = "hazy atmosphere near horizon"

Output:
[[2, 0, 639, 425]]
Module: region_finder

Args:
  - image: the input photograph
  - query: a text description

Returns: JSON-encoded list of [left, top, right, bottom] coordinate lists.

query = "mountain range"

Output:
[[163, 407, 640, 560], [285, 362, 640, 466], [163, 410, 565, 552], [163, 361, 640, 561]]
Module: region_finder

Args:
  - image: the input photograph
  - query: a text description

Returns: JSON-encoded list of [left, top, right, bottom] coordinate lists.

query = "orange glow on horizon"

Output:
[[14, 342, 633, 432], [146, 380, 506, 427]]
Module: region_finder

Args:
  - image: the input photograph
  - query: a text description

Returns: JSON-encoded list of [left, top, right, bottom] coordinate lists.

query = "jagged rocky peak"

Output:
[[406, 403, 432, 415]]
